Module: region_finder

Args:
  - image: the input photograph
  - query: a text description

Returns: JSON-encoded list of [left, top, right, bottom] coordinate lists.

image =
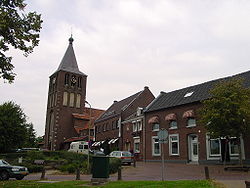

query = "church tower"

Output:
[[44, 37, 87, 150]]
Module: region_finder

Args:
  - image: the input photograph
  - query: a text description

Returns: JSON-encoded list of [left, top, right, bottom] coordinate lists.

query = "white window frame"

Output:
[[229, 138, 239, 156], [209, 138, 221, 157], [169, 134, 179, 156], [137, 120, 142, 131], [133, 137, 140, 153], [152, 136, 161, 156]]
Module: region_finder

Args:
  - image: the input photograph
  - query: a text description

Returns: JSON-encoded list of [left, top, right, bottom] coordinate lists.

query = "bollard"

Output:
[[133, 157, 136, 168], [76, 168, 80, 180], [118, 167, 122, 180], [40, 168, 46, 180], [204, 166, 210, 180]]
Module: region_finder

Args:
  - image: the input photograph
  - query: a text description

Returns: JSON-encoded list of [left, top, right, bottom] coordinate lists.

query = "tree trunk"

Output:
[[238, 137, 243, 166], [76, 168, 80, 180]]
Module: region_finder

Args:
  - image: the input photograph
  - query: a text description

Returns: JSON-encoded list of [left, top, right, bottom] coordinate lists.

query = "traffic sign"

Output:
[[157, 128, 169, 144]]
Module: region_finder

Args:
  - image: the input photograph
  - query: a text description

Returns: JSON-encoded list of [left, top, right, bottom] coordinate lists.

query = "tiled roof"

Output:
[[64, 136, 88, 143], [54, 37, 87, 76], [145, 70, 250, 112], [95, 90, 143, 122]]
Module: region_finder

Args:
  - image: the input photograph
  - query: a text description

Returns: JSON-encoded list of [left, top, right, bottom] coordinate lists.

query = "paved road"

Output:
[[23, 162, 250, 187]]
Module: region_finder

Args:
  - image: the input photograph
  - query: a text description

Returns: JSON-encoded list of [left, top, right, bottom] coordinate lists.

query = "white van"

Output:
[[68, 141, 89, 154]]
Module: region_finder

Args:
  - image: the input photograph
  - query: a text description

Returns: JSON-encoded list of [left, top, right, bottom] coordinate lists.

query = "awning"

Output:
[[165, 113, 177, 121], [112, 138, 119, 144], [148, 116, 159, 124], [182, 110, 195, 118], [108, 139, 114, 144]]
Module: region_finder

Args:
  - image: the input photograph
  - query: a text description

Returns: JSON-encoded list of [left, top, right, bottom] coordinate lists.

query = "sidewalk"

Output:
[[24, 162, 250, 187]]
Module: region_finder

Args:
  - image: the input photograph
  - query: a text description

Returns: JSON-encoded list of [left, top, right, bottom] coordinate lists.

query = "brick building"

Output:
[[144, 71, 250, 164], [93, 86, 155, 155], [44, 37, 104, 150]]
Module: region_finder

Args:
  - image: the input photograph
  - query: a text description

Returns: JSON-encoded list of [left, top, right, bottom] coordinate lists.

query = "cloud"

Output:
[[1, 0, 250, 136]]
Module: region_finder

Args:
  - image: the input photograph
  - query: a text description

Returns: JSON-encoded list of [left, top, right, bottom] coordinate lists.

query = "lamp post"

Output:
[[85, 100, 92, 172]]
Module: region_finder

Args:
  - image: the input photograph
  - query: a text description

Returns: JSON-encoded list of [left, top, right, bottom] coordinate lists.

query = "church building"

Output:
[[44, 37, 104, 150]]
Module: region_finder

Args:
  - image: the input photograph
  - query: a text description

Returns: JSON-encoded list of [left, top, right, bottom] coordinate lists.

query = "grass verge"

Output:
[[0, 180, 220, 188]]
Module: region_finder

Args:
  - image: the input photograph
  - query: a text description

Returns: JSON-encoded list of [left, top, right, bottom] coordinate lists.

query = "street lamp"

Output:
[[85, 100, 92, 172]]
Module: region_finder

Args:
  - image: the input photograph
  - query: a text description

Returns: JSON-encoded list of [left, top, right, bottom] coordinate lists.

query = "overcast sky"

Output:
[[1, 0, 250, 136]]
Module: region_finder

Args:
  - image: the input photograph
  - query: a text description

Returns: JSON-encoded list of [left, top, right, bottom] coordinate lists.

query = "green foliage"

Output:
[[0, 101, 38, 153], [0, 101, 27, 152], [59, 163, 76, 173], [109, 157, 121, 174], [0, 180, 217, 188], [0, 0, 43, 83], [23, 163, 43, 173], [200, 78, 250, 138]]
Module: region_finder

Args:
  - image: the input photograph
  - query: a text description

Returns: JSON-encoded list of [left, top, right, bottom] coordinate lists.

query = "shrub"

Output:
[[24, 164, 43, 173], [58, 163, 76, 173], [109, 157, 121, 174]]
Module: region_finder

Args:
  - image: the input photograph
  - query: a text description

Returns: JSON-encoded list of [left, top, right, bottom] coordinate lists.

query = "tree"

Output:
[[0, 101, 37, 152], [23, 123, 36, 147], [0, 0, 42, 83], [200, 78, 250, 164]]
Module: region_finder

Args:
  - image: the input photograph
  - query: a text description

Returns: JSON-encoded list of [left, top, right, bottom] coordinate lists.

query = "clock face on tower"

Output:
[[71, 76, 77, 85]]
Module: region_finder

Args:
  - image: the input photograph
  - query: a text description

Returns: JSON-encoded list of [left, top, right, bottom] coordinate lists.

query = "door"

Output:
[[190, 135, 198, 162]]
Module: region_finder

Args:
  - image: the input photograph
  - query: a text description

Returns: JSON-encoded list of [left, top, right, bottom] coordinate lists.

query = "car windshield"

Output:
[[122, 152, 131, 157], [0, 160, 10, 166]]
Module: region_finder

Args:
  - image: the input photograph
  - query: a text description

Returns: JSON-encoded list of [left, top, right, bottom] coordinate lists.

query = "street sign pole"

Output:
[[157, 128, 168, 182], [161, 142, 164, 181]]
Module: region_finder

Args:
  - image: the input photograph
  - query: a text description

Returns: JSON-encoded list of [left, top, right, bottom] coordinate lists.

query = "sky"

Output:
[[1, 0, 250, 136]]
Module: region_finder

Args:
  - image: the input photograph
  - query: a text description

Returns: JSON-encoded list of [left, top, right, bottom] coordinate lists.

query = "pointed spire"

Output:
[[55, 37, 86, 76]]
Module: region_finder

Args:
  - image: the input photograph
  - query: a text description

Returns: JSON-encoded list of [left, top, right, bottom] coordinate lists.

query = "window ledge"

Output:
[[170, 154, 179, 156], [169, 127, 177, 130], [186, 125, 196, 128], [152, 129, 159, 132], [152, 154, 161, 156]]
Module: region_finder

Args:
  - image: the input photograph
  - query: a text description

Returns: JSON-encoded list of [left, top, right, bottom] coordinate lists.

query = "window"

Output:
[[76, 94, 81, 108], [79, 145, 83, 149], [184, 91, 194, 98], [187, 118, 196, 127], [63, 92, 68, 106], [169, 120, 177, 129], [116, 120, 119, 129], [64, 74, 69, 85], [112, 121, 116, 129], [152, 136, 160, 156], [77, 77, 82, 88], [69, 93, 75, 107], [103, 123, 106, 132], [169, 134, 179, 155], [229, 138, 239, 155], [152, 123, 160, 131], [54, 92, 57, 106], [134, 137, 140, 153], [209, 138, 221, 156]]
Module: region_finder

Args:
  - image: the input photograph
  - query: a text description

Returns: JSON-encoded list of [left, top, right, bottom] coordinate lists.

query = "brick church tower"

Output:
[[44, 37, 87, 150]]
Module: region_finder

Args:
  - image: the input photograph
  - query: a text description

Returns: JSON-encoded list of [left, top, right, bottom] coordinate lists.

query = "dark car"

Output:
[[0, 159, 29, 180]]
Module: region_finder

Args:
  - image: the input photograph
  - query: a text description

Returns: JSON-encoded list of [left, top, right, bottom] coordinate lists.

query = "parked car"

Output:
[[109, 151, 133, 165], [90, 150, 105, 156], [0, 159, 29, 180]]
